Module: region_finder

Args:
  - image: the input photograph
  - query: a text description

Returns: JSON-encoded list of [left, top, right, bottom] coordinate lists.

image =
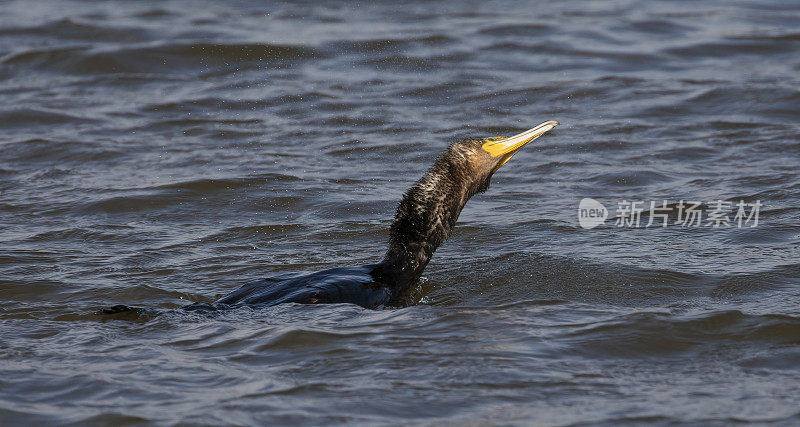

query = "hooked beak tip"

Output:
[[481, 120, 559, 158]]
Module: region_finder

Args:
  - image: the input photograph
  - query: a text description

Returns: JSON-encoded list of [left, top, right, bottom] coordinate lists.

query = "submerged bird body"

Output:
[[101, 121, 558, 314], [183, 264, 392, 310]]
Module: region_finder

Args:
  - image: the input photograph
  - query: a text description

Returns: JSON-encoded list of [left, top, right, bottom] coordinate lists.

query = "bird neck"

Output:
[[377, 152, 484, 295]]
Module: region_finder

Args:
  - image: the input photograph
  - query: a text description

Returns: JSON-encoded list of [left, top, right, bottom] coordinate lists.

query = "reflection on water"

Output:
[[1, 0, 799, 424]]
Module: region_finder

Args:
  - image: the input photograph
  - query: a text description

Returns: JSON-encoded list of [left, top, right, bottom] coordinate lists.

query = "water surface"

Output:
[[1, 0, 799, 425]]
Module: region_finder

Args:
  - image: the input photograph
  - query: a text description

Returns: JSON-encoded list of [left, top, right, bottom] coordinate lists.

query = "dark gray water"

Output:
[[1, 0, 799, 425]]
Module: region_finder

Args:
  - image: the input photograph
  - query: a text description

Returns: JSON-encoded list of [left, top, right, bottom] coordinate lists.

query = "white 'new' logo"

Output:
[[578, 198, 607, 229]]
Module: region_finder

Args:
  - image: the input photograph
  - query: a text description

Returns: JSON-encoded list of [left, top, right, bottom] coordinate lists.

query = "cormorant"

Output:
[[102, 120, 558, 314]]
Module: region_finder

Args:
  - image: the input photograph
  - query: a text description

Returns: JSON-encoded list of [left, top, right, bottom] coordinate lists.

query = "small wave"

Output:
[[3, 138, 119, 163], [463, 86, 563, 104], [0, 108, 96, 127], [729, 32, 800, 42], [142, 92, 337, 114], [666, 39, 799, 57], [619, 19, 694, 35], [739, 348, 800, 370], [2, 42, 321, 74], [396, 81, 478, 100], [635, 145, 720, 162], [327, 35, 454, 53], [566, 310, 800, 357], [690, 87, 800, 107], [588, 170, 676, 187], [314, 115, 387, 128], [430, 252, 706, 308], [363, 54, 447, 72], [254, 328, 373, 351], [712, 262, 800, 297], [165, 42, 321, 61], [732, 172, 798, 187], [77, 193, 186, 214], [156, 174, 303, 192], [75, 174, 310, 215], [0, 18, 150, 42], [476, 23, 553, 37], [22, 227, 137, 245], [634, 85, 800, 123], [133, 8, 177, 19], [199, 224, 310, 243]]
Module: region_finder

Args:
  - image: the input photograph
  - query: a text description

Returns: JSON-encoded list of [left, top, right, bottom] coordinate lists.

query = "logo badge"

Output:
[[578, 198, 607, 229]]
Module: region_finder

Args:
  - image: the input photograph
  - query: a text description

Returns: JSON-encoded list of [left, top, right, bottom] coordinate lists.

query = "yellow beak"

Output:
[[481, 120, 559, 158]]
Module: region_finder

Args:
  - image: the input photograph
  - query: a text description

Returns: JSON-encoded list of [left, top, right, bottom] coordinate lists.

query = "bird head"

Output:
[[446, 120, 559, 194]]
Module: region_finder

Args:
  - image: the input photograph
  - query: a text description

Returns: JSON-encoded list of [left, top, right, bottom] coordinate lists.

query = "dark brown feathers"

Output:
[[378, 138, 499, 295]]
